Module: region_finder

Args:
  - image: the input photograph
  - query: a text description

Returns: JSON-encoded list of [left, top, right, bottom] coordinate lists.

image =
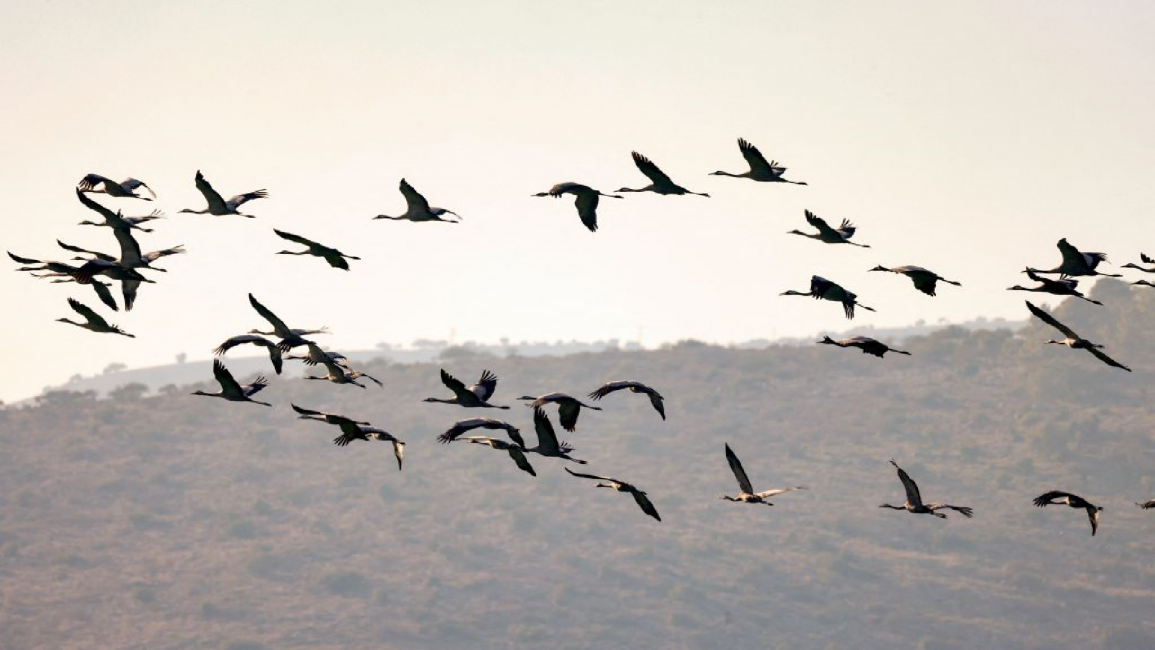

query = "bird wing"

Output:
[[558, 400, 581, 432], [273, 229, 318, 248], [1088, 507, 1100, 536], [110, 223, 144, 265], [226, 189, 268, 210], [930, 504, 974, 518], [725, 444, 755, 494], [588, 381, 635, 399], [119, 278, 141, 312], [57, 240, 115, 262], [120, 178, 156, 198], [804, 210, 840, 239], [647, 391, 666, 420], [564, 466, 618, 483], [837, 219, 857, 238], [754, 486, 806, 499], [738, 138, 776, 176], [575, 192, 600, 232], [630, 489, 662, 522], [8, 251, 42, 265], [244, 376, 270, 397], [67, 298, 109, 327], [211, 359, 244, 396], [1032, 490, 1076, 507], [911, 274, 939, 297], [1142, 253, 1155, 265], [507, 447, 537, 476], [291, 404, 326, 418], [532, 407, 561, 453], [1025, 301, 1078, 338], [891, 460, 923, 507], [91, 281, 119, 311], [470, 369, 499, 401], [194, 171, 228, 213], [248, 293, 292, 337], [1056, 238, 1085, 271], [77, 173, 114, 192], [75, 188, 121, 223], [440, 368, 472, 400], [1088, 347, 1131, 372], [399, 178, 431, 213], [631, 151, 675, 186]]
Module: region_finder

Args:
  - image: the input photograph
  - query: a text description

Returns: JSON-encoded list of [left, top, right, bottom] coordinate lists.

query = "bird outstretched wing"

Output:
[[725, 444, 754, 495], [1025, 301, 1078, 338]]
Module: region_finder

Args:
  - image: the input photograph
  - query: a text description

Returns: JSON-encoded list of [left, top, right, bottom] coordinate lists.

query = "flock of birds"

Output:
[[10, 138, 1155, 534]]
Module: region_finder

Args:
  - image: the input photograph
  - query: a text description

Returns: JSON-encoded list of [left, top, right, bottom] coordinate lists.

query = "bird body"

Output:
[[870, 265, 961, 296], [1034, 490, 1101, 536], [781, 275, 875, 319], [180, 171, 267, 217], [532, 182, 622, 232], [720, 443, 806, 505], [374, 179, 460, 223], [880, 460, 973, 519], [710, 138, 806, 184], [818, 336, 909, 358]]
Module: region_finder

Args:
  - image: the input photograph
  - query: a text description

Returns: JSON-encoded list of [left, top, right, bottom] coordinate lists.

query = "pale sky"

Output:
[[2, 1, 1153, 402]]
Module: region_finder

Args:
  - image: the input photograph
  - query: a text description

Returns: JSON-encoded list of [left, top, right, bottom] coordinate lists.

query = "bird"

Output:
[[880, 459, 973, 519], [720, 443, 806, 505], [77, 174, 156, 200], [213, 334, 284, 374], [1121, 253, 1155, 274], [331, 424, 405, 471], [587, 381, 665, 420], [179, 171, 267, 217], [1135, 499, 1155, 510], [1134, 280, 1155, 289], [781, 276, 875, 319], [710, 138, 807, 184], [285, 344, 349, 368], [56, 298, 134, 337], [1025, 300, 1131, 372], [1007, 269, 1103, 306], [79, 209, 164, 233], [436, 418, 525, 447], [454, 436, 537, 477], [869, 265, 961, 296], [424, 369, 508, 408], [532, 182, 622, 232], [517, 393, 601, 432], [273, 229, 360, 270], [303, 343, 383, 388], [290, 403, 370, 426], [525, 408, 586, 464], [818, 335, 910, 358], [1026, 239, 1120, 278], [616, 151, 709, 197], [191, 359, 271, 407], [565, 467, 660, 521], [9, 253, 121, 311], [59, 236, 185, 275], [787, 210, 869, 247], [247, 293, 327, 351], [1034, 491, 1102, 536], [373, 179, 461, 223]]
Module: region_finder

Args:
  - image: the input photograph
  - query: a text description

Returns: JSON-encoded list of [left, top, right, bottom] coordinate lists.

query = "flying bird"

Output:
[[425, 369, 508, 408], [525, 408, 586, 464], [1027, 239, 1120, 278], [869, 265, 961, 296], [1034, 490, 1102, 536], [79, 209, 164, 233], [273, 229, 360, 270], [565, 467, 660, 521], [213, 334, 284, 374], [303, 343, 382, 388], [77, 174, 156, 200], [247, 293, 327, 351], [191, 360, 271, 406], [880, 460, 973, 519], [332, 425, 405, 471], [454, 436, 537, 477], [9, 253, 121, 311], [818, 336, 910, 358], [56, 298, 134, 337], [587, 381, 665, 420], [437, 418, 525, 447], [180, 171, 267, 217], [720, 443, 806, 505], [787, 210, 869, 247], [1136, 499, 1155, 510], [710, 138, 807, 184], [617, 151, 709, 197], [1025, 301, 1131, 372], [373, 179, 461, 223], [1008, 269, 1102, 306], [517, 393, 602, 432], [290, 404, 370, 426], [1121, 253, 1155, 274], [781, 276, 875, 319], [532, 182, 622, 232]]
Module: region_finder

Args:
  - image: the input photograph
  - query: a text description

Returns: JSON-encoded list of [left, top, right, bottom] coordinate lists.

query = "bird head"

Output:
[[868, 265, 889, 273], [1006, 285, 1028, 291], [817, 336, 836, 345]]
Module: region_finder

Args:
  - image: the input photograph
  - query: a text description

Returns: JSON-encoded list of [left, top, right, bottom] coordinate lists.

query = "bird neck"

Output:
[[710, 171, 741, 177]]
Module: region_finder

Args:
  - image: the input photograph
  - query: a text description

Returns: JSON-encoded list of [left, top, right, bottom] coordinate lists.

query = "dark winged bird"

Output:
[[273, 229, 360, 270], [454, 436, 537, 477], [869, 265, 961, 296], [292, 405, 401, 469], [720, 443, 806, 505], [79, 209, 163, 233], [788, 210, 869, 247], [588, 381, 665, 420], [213, 334, 284, 374], [565, 467, 660, 521], [373, 178, 461, 223], [191, 360, 271, 406], [1121, 253, 1155, 274], [1135, 499, 1155, 510], [1025, 300, 1131, 372], [517, 392, 602, 432], [710, 138, 807, 184], [532, 182, 622, 232], [291, 404, 370, 426], [437, 418, 525, 447], [77, 174, 155, 200], [880, 460, 973, 519], [180, 171, 267, 217], [525, 408, 586, 464], [56, 298, 134, 337], [818, 335, 910, 358], [9, 252, 121, 311], [1008, 268, 1102, 306], [1027, 238, 1120, 278], [781, 275, 875, 319], [425, 369, 508, 408], [247, 293, 327, 351], [302, 342, 383, 388], [616, 151, 709, 197], [1034, 491, 1102, 536], [75, 190, 184, 273]]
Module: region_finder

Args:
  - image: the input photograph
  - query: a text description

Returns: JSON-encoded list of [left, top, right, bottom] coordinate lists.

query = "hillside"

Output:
[[2, 279, 1154, 650]]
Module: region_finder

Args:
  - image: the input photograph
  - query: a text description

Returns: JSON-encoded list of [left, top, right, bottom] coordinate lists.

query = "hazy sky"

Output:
[[2, 1, 1153, 402]]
